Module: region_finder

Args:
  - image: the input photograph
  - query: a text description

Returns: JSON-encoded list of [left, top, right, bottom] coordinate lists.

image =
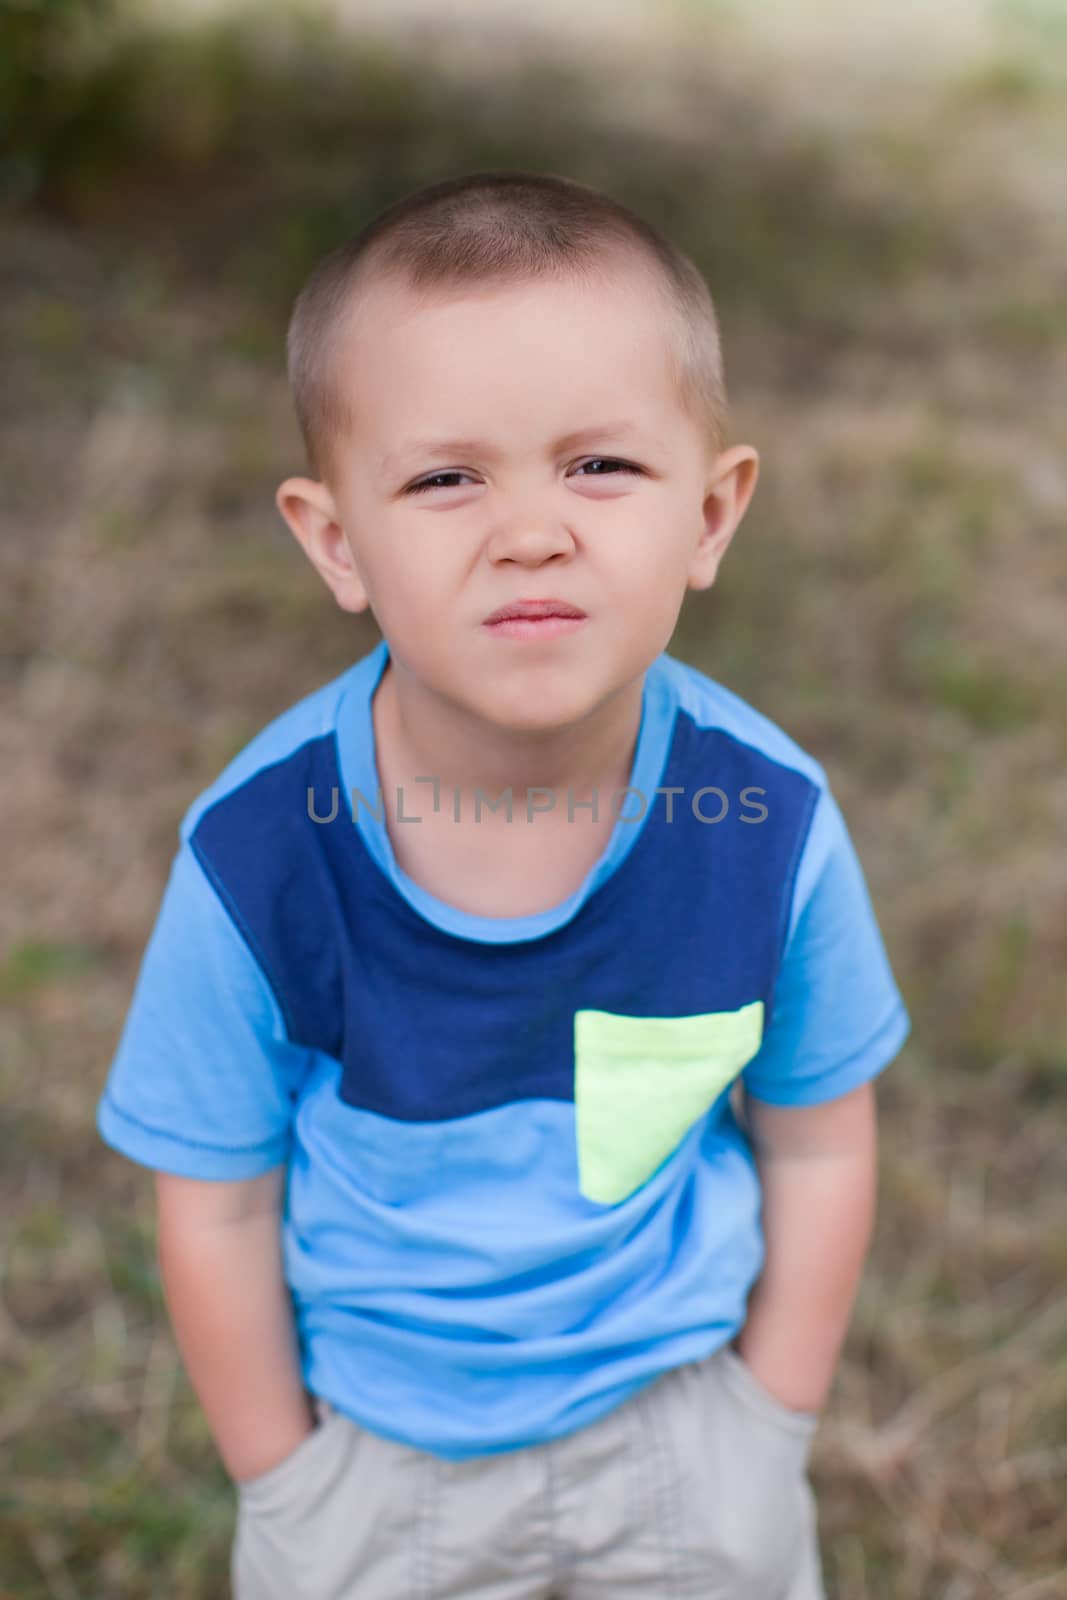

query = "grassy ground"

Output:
[[2, 2, 1065, 1595]]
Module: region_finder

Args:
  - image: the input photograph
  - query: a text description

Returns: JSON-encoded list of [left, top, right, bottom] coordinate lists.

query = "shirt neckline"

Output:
[[333, 639, 678, 944]]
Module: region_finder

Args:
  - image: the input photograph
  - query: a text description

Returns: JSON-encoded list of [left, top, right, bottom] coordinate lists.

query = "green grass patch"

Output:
[[1, 938, 107, 996], [929, 656, 1040, 732]]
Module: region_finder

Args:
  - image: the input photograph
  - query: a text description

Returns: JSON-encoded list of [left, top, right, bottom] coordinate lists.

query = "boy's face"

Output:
[[278, 261, 758, 737]]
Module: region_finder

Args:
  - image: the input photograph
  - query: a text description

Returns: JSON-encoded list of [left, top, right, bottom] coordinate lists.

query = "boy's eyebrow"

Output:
[[378, 423, 664, 481]]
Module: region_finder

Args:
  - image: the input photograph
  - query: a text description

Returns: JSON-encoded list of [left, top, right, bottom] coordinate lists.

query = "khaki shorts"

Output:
[[231, 1341, 826, 1599]]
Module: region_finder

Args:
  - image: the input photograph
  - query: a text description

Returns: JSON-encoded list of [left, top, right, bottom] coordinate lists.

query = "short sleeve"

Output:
[[741, 784, 911, 1106], [96, 843, 312, 1179]]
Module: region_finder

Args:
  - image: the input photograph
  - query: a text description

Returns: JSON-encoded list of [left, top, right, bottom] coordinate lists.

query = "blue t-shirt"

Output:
[[96, 639, 910, 1460]]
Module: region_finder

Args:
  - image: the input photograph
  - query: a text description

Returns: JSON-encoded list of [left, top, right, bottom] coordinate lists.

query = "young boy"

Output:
[[96, 171, 910, 1600]]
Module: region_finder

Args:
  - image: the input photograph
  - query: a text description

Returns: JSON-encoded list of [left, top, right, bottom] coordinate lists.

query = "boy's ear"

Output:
[[275, 477, 370, 614], [687, 445, 760, 592]]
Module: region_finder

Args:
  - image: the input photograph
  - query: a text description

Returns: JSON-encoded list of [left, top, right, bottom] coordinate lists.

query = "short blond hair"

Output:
[[285, 170, 728, 484]]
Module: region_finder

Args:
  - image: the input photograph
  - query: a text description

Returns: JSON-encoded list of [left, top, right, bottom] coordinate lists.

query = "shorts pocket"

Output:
[[669, 1346, 820, 1596], [573, 1002, 764, 1204], [718, 1344, 820, 1438], [235, 1395, 347, 1511]]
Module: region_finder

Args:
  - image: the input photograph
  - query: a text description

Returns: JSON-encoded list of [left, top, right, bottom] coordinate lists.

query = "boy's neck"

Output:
[[373, 655, 646, 807]]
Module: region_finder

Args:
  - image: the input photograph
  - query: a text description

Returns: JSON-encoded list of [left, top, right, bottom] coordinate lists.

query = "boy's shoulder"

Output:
[[177, 652, 370, 844], [658, 651, 829, 793]]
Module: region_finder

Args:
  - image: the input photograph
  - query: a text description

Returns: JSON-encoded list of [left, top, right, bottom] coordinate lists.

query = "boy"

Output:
[[96, 171, 911, 1600]]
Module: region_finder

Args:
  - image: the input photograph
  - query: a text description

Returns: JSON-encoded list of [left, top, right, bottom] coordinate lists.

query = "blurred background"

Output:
[[1, 0, 1065, 1595]]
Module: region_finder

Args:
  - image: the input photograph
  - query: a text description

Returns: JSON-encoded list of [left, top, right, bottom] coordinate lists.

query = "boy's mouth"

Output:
[[484, 598, 586, 623], [483, 598, 588, 640]]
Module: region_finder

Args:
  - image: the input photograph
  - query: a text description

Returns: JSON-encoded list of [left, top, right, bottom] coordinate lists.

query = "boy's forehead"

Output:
[[334, 261, 685, 442]]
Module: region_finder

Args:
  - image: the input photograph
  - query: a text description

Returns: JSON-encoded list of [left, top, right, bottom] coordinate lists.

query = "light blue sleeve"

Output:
[[741, 784, 911, 1106], [95, 843, 312, 1179]]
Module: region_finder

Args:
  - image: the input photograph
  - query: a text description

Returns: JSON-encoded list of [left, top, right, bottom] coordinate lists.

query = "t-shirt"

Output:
[[96, 639, 911, 1461]]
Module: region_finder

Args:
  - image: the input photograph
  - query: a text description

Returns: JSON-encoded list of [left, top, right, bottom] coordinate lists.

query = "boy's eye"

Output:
[[404, 457, 643, 494], [573, 457, 643, 479], [405, 470, 473, 494]]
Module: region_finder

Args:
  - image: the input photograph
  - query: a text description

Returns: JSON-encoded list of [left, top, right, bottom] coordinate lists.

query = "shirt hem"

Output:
[[741, 1000, 911, 1107], [96, 1092, 289, 1179]]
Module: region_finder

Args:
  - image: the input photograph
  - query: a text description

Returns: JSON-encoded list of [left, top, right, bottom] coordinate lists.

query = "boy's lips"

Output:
[[483, 598, 587, 624], [483, 617, 587, 641]]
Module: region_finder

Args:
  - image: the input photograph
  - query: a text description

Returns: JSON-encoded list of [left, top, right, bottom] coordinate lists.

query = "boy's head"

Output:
[[276, 171, 758, 735]]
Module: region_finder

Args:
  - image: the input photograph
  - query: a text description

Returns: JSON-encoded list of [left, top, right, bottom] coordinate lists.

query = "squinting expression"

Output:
[[327, 264, 727, 734]]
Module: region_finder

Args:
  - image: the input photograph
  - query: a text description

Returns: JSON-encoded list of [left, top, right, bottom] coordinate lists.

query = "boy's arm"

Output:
[[734, 1080, 878, 1416], [155, 1164, 317, 1483]]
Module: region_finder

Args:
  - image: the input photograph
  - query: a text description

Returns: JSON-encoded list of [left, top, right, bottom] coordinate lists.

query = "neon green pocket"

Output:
[[573, 1002, 764, 1204]]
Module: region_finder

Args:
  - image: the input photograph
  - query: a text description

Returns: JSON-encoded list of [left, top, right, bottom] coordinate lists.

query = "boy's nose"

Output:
[[485, 509, 577, 565]]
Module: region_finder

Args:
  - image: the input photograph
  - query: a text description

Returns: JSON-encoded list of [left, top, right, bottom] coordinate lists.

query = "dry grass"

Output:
[[1, 2, 1065, 1595]]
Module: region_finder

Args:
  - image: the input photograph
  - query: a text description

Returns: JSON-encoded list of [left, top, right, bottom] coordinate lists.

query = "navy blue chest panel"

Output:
[[190, 713, 818, 1123]]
